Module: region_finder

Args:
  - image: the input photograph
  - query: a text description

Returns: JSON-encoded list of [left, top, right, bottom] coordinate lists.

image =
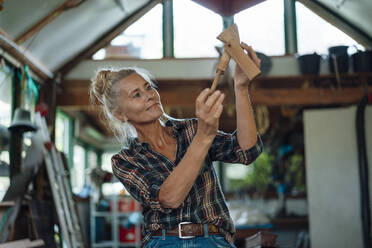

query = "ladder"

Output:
[[34, 112, 84, 248]]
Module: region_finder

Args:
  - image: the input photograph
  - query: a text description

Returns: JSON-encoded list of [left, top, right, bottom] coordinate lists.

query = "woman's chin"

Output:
[[134, 113, 164, 124]]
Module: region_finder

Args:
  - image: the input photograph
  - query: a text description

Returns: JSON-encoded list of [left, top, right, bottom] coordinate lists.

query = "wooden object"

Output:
[[0, 239, 44, 248], [217, 23, 261, 82], [0, 33, 53, 81], [58, 79, 372, 108], [211, 51, 231, 92], [29, 200, 57, 248], [245, 231, 278, 248], [0, 199, 22, 243]]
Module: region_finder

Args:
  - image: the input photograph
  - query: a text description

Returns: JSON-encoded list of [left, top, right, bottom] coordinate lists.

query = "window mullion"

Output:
[[163, 0, 174, 58], [284, 0, 298, 54]]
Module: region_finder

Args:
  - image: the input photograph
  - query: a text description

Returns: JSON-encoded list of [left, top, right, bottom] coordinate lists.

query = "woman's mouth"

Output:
[[146, 102, 159, 110]]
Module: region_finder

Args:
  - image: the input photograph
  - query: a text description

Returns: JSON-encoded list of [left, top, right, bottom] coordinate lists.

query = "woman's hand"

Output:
[[195, 88, 225, 142], [234, 42, 261, 89]]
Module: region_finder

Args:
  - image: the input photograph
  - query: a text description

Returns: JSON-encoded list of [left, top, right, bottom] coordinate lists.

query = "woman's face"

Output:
[[116, 72, 163, 124]]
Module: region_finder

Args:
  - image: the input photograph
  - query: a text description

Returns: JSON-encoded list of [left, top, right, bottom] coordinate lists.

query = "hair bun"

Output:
[[94, 70, 111, 98]]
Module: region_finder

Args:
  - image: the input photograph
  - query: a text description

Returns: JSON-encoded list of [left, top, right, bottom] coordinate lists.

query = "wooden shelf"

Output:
[[271, 217, 308, 229]]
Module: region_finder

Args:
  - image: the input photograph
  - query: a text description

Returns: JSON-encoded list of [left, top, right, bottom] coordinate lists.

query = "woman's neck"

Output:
[[134, 120, 173, 150]]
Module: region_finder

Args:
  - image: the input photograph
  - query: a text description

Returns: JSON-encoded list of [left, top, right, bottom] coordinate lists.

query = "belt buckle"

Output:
[[178, 222, 194, 239]]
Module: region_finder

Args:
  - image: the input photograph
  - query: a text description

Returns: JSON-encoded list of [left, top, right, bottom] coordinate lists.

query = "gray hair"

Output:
[[90, 67, 161, 147]]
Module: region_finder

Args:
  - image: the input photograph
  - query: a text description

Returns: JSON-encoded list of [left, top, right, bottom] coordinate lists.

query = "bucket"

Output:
[[297, 53, 321, 75], [351, 50, 372, 73], [328, 45, 349, 73]]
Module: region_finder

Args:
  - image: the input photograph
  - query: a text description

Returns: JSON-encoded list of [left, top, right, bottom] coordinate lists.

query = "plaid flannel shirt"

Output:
[[111, 118, 263, 246]]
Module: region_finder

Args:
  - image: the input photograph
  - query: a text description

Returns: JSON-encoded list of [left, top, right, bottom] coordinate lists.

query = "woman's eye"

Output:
[[133, 92, 140, 98], [146, 85, 152, 90]]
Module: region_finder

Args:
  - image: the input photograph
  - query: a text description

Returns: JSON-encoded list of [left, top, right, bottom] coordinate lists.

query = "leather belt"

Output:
[[152, 222, 220, 238]]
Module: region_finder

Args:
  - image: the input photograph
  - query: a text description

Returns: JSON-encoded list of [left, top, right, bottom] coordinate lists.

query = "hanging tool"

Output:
[[211, 51, 231, 92]]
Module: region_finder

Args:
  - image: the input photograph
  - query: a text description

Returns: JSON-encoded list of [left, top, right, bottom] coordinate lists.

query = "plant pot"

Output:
[[351, 50, 372, 73], [297, 53, 321, 75], [328, 45, 349, 74]]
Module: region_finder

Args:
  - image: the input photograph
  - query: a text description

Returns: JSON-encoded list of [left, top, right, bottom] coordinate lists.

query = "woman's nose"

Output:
[[144, 91, 154, 101]]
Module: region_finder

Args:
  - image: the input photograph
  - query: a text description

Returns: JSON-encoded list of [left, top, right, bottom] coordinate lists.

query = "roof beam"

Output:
[[0, 33, 53, 81], [57, 0, 164, 76], [15, 0, 86, 45], [251, 87, 372, 105], [57, 79, 372, 108], [298, 0, 372, 48]]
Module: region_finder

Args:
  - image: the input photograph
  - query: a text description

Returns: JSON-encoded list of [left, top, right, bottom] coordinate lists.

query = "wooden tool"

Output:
[[211, 50, 231, 92], [211, 23, 261, 91]]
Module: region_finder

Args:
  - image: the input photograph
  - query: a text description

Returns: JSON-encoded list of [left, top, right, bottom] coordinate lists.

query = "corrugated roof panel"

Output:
[[0, 0, 62, 38]]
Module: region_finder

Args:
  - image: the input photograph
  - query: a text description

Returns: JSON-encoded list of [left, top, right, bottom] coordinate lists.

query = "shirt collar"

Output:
[[129, 118, 187, 151]]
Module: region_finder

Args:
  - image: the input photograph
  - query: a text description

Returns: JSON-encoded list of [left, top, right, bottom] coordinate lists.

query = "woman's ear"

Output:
[[114, 110, 128, 122]]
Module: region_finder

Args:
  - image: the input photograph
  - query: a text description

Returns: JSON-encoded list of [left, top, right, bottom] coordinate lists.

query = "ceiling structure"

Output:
[[1, 0, 154, 71], [2, 0, 372, 74], [1, 0, 372, 149], [190, 0, 266, 16]]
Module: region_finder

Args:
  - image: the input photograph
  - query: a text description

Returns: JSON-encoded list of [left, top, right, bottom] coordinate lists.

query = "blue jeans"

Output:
[[144, 234, 237, 248]]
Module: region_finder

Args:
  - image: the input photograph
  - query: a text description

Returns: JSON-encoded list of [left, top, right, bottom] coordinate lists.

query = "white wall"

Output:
[[304, 105, 372, 248]]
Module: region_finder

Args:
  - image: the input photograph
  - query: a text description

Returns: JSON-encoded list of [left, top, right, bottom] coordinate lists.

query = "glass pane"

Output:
[[0, 177, 10, 201], [102, 152, 115, 173], [0, 67, 12, 127], [174, 0, 223, 58], [55, 111, 70, 155], [55, 114, 65, 152], [104, 4, 163, 59], [0, 151, 9, 165], [88, 150, 97, 169], [296, 2, 364, 55], [72, 145, 85, 194], [0, 151, 10, 200], [235, 0, 285, 56]]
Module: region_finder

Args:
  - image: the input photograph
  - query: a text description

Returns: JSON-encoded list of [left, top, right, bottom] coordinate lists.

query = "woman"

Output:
[[90, 42, 263, 247]]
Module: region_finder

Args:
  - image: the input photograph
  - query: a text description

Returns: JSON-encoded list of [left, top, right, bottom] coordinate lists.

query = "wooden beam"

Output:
[[15, 0, 85, 44], [57, 0, 164, 76], [298, 0, 372, 48], [0, 34, 53, 81], [251, 87, 372, 105], [57, 79, 372, 107]]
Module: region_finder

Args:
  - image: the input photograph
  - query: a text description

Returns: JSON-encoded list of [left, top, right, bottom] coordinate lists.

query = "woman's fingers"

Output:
[[205, 90, 222, 111], [210, 93, 225, 118], [240, 42, 261, 67], [196, 88, 210, 108], [195, 88, 224, 121]]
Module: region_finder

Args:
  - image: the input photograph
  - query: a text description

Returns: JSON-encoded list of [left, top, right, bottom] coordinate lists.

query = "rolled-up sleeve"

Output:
[[111, 154, 173, 213], [208, 130, 263, 165]]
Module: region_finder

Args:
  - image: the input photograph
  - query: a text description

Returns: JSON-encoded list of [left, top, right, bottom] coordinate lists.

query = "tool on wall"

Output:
[[211, 23, 261, 92]]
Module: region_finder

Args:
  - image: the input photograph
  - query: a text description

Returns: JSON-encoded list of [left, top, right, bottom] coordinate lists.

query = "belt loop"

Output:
[[203, 224, 209, 238], [161, 229, 166, 240]]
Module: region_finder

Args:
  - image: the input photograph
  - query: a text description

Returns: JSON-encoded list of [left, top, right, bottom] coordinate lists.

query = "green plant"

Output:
[[229, 152, 274, 192]]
